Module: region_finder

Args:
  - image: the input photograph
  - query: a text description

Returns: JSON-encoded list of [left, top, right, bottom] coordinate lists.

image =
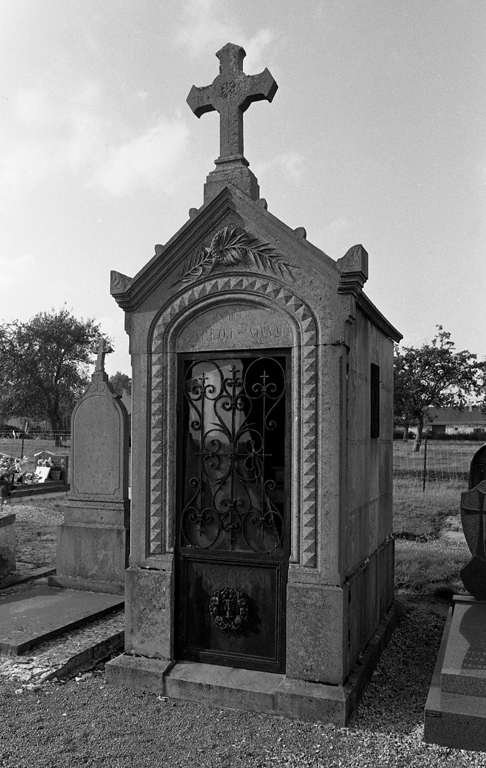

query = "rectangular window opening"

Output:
[[370, 363, 380, 439]]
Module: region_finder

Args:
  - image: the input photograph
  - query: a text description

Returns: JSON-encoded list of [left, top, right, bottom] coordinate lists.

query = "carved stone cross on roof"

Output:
[[187, 43, 278, 163]]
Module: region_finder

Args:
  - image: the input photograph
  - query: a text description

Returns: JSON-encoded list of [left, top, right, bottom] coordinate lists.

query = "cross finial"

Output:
[[187, 43, 278, 163], [95, 338, 112, 373]]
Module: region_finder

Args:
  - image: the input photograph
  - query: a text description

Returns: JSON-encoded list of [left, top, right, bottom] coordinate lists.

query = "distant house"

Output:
[[423, 406, 486, 436]]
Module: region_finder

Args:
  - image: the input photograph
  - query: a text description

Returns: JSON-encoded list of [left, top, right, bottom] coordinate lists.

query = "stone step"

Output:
[[10, 482, 70, 499], [0, 610, 124, 688], [0, 583, 123, 655], [1, 565, 55, 589]]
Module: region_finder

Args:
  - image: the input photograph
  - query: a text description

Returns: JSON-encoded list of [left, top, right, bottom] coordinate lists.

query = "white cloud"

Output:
[[91, 118, 189, 197], [318, 217, 352, 254], [176, 0, 275, 73], [243, 29, 276, 73], [97, 315, 131, 376], [0, 82, 189, 201], [176, 0, 238, 57], [0, 253, 39, 292], [261, 151, 305, 183]]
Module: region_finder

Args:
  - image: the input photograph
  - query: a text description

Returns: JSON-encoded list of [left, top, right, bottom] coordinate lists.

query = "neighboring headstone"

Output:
[[469, 443, 486, 489], [34, 451, 68, 477], [49, 339, 129, 595], [425, 474, 486, 750], [106, 43, 400, 724], [0, 514, 15, 580]]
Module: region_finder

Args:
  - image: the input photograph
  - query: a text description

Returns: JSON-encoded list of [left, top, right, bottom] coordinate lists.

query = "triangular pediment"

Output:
[[110, 185, 340, 311]]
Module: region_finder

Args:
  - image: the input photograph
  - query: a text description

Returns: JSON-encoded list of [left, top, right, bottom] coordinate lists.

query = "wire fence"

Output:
[[393, 439, 482, 496], [0, 434, 71, 459]]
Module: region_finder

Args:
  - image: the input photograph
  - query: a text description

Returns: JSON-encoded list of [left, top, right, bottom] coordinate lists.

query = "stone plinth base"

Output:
[[48, 575, 124, 596], [50, 500, 129, 595], [106, 602, 396, 725], [425, 596, 486, 752], [0, 514, 15, 579], [204, 158, 260, 202]]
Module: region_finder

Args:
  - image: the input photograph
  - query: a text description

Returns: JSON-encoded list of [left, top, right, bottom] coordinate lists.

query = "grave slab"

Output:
[[0, 585, 123, 655], [0, 565, 55, 589], [425, 596, 486, 751]]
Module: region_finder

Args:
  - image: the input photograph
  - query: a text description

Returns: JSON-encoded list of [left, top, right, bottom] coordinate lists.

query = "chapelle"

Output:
[[107, 43, 401, 724]]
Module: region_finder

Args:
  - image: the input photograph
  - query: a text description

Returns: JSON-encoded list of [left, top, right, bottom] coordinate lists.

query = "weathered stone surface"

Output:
[[460, 481, 486, 600], [442, 599, 486, 697], [107, 44, 401, 724], [108, 600, 396, 727], [425, 597, 486, 751], [124, 567, 172, 660], [0, 585, 123, 655], [52, 342, 130, 594], [0, 513, 15, 579], [187, 42, 277, 162], [286, 582, 345, 684], [176, 305, 293, 352], [54, 522, 128, 593]]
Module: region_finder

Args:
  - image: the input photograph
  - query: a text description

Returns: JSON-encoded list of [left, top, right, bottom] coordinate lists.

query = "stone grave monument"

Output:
[[49, 340, 130, 595], [106, 43, 401, 723], [425, 444, 486, 751], [0, 513, 15, 580]]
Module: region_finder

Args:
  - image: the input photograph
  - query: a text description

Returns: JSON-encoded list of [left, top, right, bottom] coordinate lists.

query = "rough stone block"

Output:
[[55, 521, 128, 589], [125, 567, 173, 659], [0, 514, 15, 579], [286, 582, 345, 684], [106, 654, 170, 695]]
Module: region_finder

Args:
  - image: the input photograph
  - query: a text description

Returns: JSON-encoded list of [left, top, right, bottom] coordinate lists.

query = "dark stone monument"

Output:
[[425, 451, 486, 751], [106, 43, 401, 724], [49, 340, 130, 595]]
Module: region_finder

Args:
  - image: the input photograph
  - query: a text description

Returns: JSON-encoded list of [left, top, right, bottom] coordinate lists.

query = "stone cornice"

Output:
[[355, 292, 402, 343]]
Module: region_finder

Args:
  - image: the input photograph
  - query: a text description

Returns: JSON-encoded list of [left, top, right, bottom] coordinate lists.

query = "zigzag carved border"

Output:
[[149, 275, 318, 568]]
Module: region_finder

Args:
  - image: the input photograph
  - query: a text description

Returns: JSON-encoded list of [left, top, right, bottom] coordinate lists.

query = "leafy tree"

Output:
[[109, 371, 132, 395], [394, 326, 486, 451], [0, 308, 109, 439]]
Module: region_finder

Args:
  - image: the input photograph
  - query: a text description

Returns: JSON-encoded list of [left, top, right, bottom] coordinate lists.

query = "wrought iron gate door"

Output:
[[175, 351, 290, 673]]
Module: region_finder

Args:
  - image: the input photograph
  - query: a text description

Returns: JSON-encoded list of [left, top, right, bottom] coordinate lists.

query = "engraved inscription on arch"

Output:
[[177, 305, 293, 352]]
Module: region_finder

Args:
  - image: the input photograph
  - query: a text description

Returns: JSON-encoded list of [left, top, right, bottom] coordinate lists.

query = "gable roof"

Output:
[[427, 407, 486, 426]]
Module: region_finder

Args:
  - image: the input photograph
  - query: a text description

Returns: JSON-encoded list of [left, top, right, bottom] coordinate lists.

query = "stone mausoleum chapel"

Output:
[[107, 43, 401, 723]]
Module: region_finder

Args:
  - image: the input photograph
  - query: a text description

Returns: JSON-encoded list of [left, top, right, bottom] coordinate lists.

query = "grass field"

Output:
[[394, 477, 470, 600]]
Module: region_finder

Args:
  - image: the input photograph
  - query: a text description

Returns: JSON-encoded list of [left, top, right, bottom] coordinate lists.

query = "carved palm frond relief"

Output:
[[179, 226, 294, 284]]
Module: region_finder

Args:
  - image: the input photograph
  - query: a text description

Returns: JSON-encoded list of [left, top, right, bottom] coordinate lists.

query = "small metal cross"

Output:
[[187, 42, 278, 161]]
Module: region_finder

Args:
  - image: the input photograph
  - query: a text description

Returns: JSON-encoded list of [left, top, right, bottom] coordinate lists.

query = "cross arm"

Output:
[[187, 85, 216, 118], [240, 68, 278, 111]]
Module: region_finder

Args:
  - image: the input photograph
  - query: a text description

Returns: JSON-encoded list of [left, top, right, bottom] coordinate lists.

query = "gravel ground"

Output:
[[1, 597, 486, 768], [7, 499, 63, 566]]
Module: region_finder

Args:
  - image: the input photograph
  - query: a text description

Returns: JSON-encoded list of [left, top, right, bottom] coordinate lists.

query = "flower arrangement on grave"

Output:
[[0, 455, 31, 485]]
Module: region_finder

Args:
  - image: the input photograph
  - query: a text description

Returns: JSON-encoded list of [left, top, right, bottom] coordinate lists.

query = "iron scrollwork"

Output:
[[209, 588, 250, 632], [181, 356, 286, 553]]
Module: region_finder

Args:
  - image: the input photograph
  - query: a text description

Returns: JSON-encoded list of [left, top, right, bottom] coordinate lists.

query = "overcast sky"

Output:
[[1, 0, 485, 375]]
